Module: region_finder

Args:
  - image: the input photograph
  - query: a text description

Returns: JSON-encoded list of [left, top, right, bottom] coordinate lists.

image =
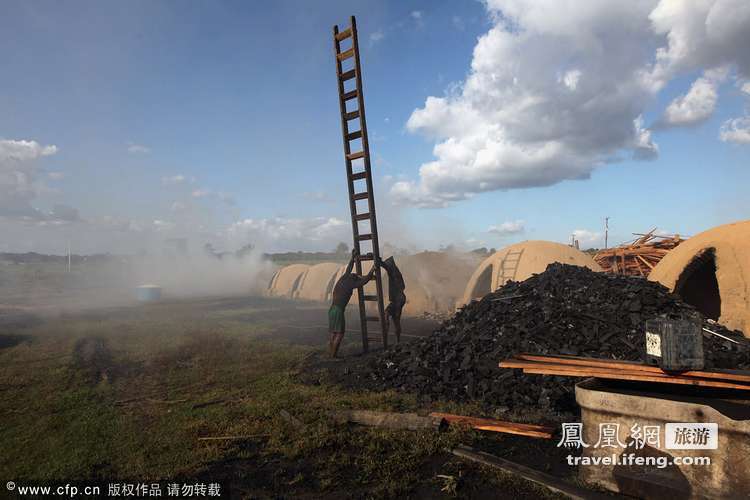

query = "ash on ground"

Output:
[[308, 264, 748, 418]]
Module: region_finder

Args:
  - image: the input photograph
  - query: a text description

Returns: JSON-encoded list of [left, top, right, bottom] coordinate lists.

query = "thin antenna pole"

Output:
[[67, 240, 71, 272], [604, 217, 609, 249]]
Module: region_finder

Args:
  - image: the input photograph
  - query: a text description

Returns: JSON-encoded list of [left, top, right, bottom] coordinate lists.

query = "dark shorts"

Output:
[[328, 304, 345, 334], [386, 296, 405, 319]]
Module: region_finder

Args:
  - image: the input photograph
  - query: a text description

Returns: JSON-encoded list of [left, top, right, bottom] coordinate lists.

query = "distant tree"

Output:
[[203, 243, 217, 257], [335, 242, 349, 254], [235, 243, 255, 259]]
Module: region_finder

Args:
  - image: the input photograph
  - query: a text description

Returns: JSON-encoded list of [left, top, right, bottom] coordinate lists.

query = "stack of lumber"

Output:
[[500, 354, 750, 391], [594, 228, 684, 277]]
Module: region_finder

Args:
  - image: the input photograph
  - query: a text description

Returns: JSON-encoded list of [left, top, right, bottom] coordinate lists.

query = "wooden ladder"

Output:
[[498, 249, 524, 287], [333, 16, 388, 353]]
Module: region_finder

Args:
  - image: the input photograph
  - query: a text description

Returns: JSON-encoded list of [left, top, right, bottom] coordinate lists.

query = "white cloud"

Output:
[[452, 16, 465, 31], [410, 10, 424, 29], [162, 174, 195, 186], [646, 0, 750, 89], [719, 117, 750, 144], [369, 30, 385, 45], [191, 188, 235, 206], [487, 220, 525, 236], [127, 143, 150, 154], [560, 69, 582, 91], [0, 138, 59, 219], [227, 216, 349, 252], [391, 1, 750, 207], [742, 81, 750, 95], [661, 68, 728, 126], [0, 139, 57, 162], [153, 219, 175, 232], [572, 229, 603, 249], [47, 171, 65, 180], [303, 191, 333, 203], [170, 201, 188, 212]]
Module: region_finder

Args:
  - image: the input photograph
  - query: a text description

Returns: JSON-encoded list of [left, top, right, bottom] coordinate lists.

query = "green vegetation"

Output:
[[0, 297, 562, 498]]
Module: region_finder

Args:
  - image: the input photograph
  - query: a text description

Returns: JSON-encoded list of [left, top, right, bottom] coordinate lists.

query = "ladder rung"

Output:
[[353, 192, 368, 200], [337, 48, 355, 61], [346, 130, 362, 141], [345, 110, 360, 120], [342, 89, 358, 101], [363, 295, 378, 301], [340, 69, 356, 81], [355, 212, 371, 221], [335, 28, 352, 41], [350, 171, 367, 181], [358, 253, 374, 261], [366, 316, 380, 322], [347, 151, 365, 161], [357, 233, 372, 241]]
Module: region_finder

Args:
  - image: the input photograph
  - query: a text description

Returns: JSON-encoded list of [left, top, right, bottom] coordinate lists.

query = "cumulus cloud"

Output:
[[127, 143, 150, 154], [0, 138, 59, 219], [487, 220, 525, 236], [227, 216, 349, 252], [572, 229, 603, 249], [191, 188, 235, 206], [719, 117, 750, 144], [660, 67, 728, 126], [162, 174, 195, 186], [391, 0, 750, 207]]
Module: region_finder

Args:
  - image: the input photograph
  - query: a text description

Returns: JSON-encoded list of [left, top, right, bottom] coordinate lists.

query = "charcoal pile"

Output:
[[353, 264, 748, 415]]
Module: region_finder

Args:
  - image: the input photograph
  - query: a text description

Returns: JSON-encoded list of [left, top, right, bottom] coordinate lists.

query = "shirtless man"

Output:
[[328, 249, 375, 357], [378, 256, 406, 343]]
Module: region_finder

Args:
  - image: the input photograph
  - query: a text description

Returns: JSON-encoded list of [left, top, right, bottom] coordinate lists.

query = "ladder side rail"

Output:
[[334, 23, 369, 352], [350, 16, 388, 348]]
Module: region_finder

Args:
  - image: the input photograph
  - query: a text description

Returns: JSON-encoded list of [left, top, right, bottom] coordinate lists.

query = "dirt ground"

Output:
[[0, 293, 609, 499]]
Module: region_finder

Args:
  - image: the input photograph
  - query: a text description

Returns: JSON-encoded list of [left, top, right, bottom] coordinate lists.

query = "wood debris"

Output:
[[428, 412, 553, 439], [594, 228, 684, 277]]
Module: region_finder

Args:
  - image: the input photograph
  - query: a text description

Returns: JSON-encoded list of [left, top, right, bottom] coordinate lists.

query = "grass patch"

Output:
[[0, 297, 566, 498]]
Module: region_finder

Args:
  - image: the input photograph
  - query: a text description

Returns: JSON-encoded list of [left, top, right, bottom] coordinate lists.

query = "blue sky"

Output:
[[1, 1, 749, 254]]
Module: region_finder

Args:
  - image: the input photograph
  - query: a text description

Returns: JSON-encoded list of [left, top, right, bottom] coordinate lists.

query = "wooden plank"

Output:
[[350, 171, 367, 181], [342, 89, 358, 101], [340, 69, 356, 81], [335, 28, 352, 41], [429, 412, 553, 439], [355, 212, 371, 221], [344, 110, 360, 120], [346, 130, 363, 141], [337, 48, 355, 61], [512, 354, 750, 383], [636, 254, 655, 270], [346, 150, 365, 161], [451, 446, 607, 500], [517, 366, 750, 391], [352, 192, 369, 200]]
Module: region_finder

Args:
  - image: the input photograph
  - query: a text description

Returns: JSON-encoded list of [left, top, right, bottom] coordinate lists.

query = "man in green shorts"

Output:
[[328, 249, 375, 357]]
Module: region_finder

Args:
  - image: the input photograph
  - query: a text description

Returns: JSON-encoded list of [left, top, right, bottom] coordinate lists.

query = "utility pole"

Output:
[[67, 240, 71, 272], [604, 217, 609, 250]]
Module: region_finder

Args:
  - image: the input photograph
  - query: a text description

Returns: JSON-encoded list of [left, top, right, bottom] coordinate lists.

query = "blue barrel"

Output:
[[135, 285, 162, 302]]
